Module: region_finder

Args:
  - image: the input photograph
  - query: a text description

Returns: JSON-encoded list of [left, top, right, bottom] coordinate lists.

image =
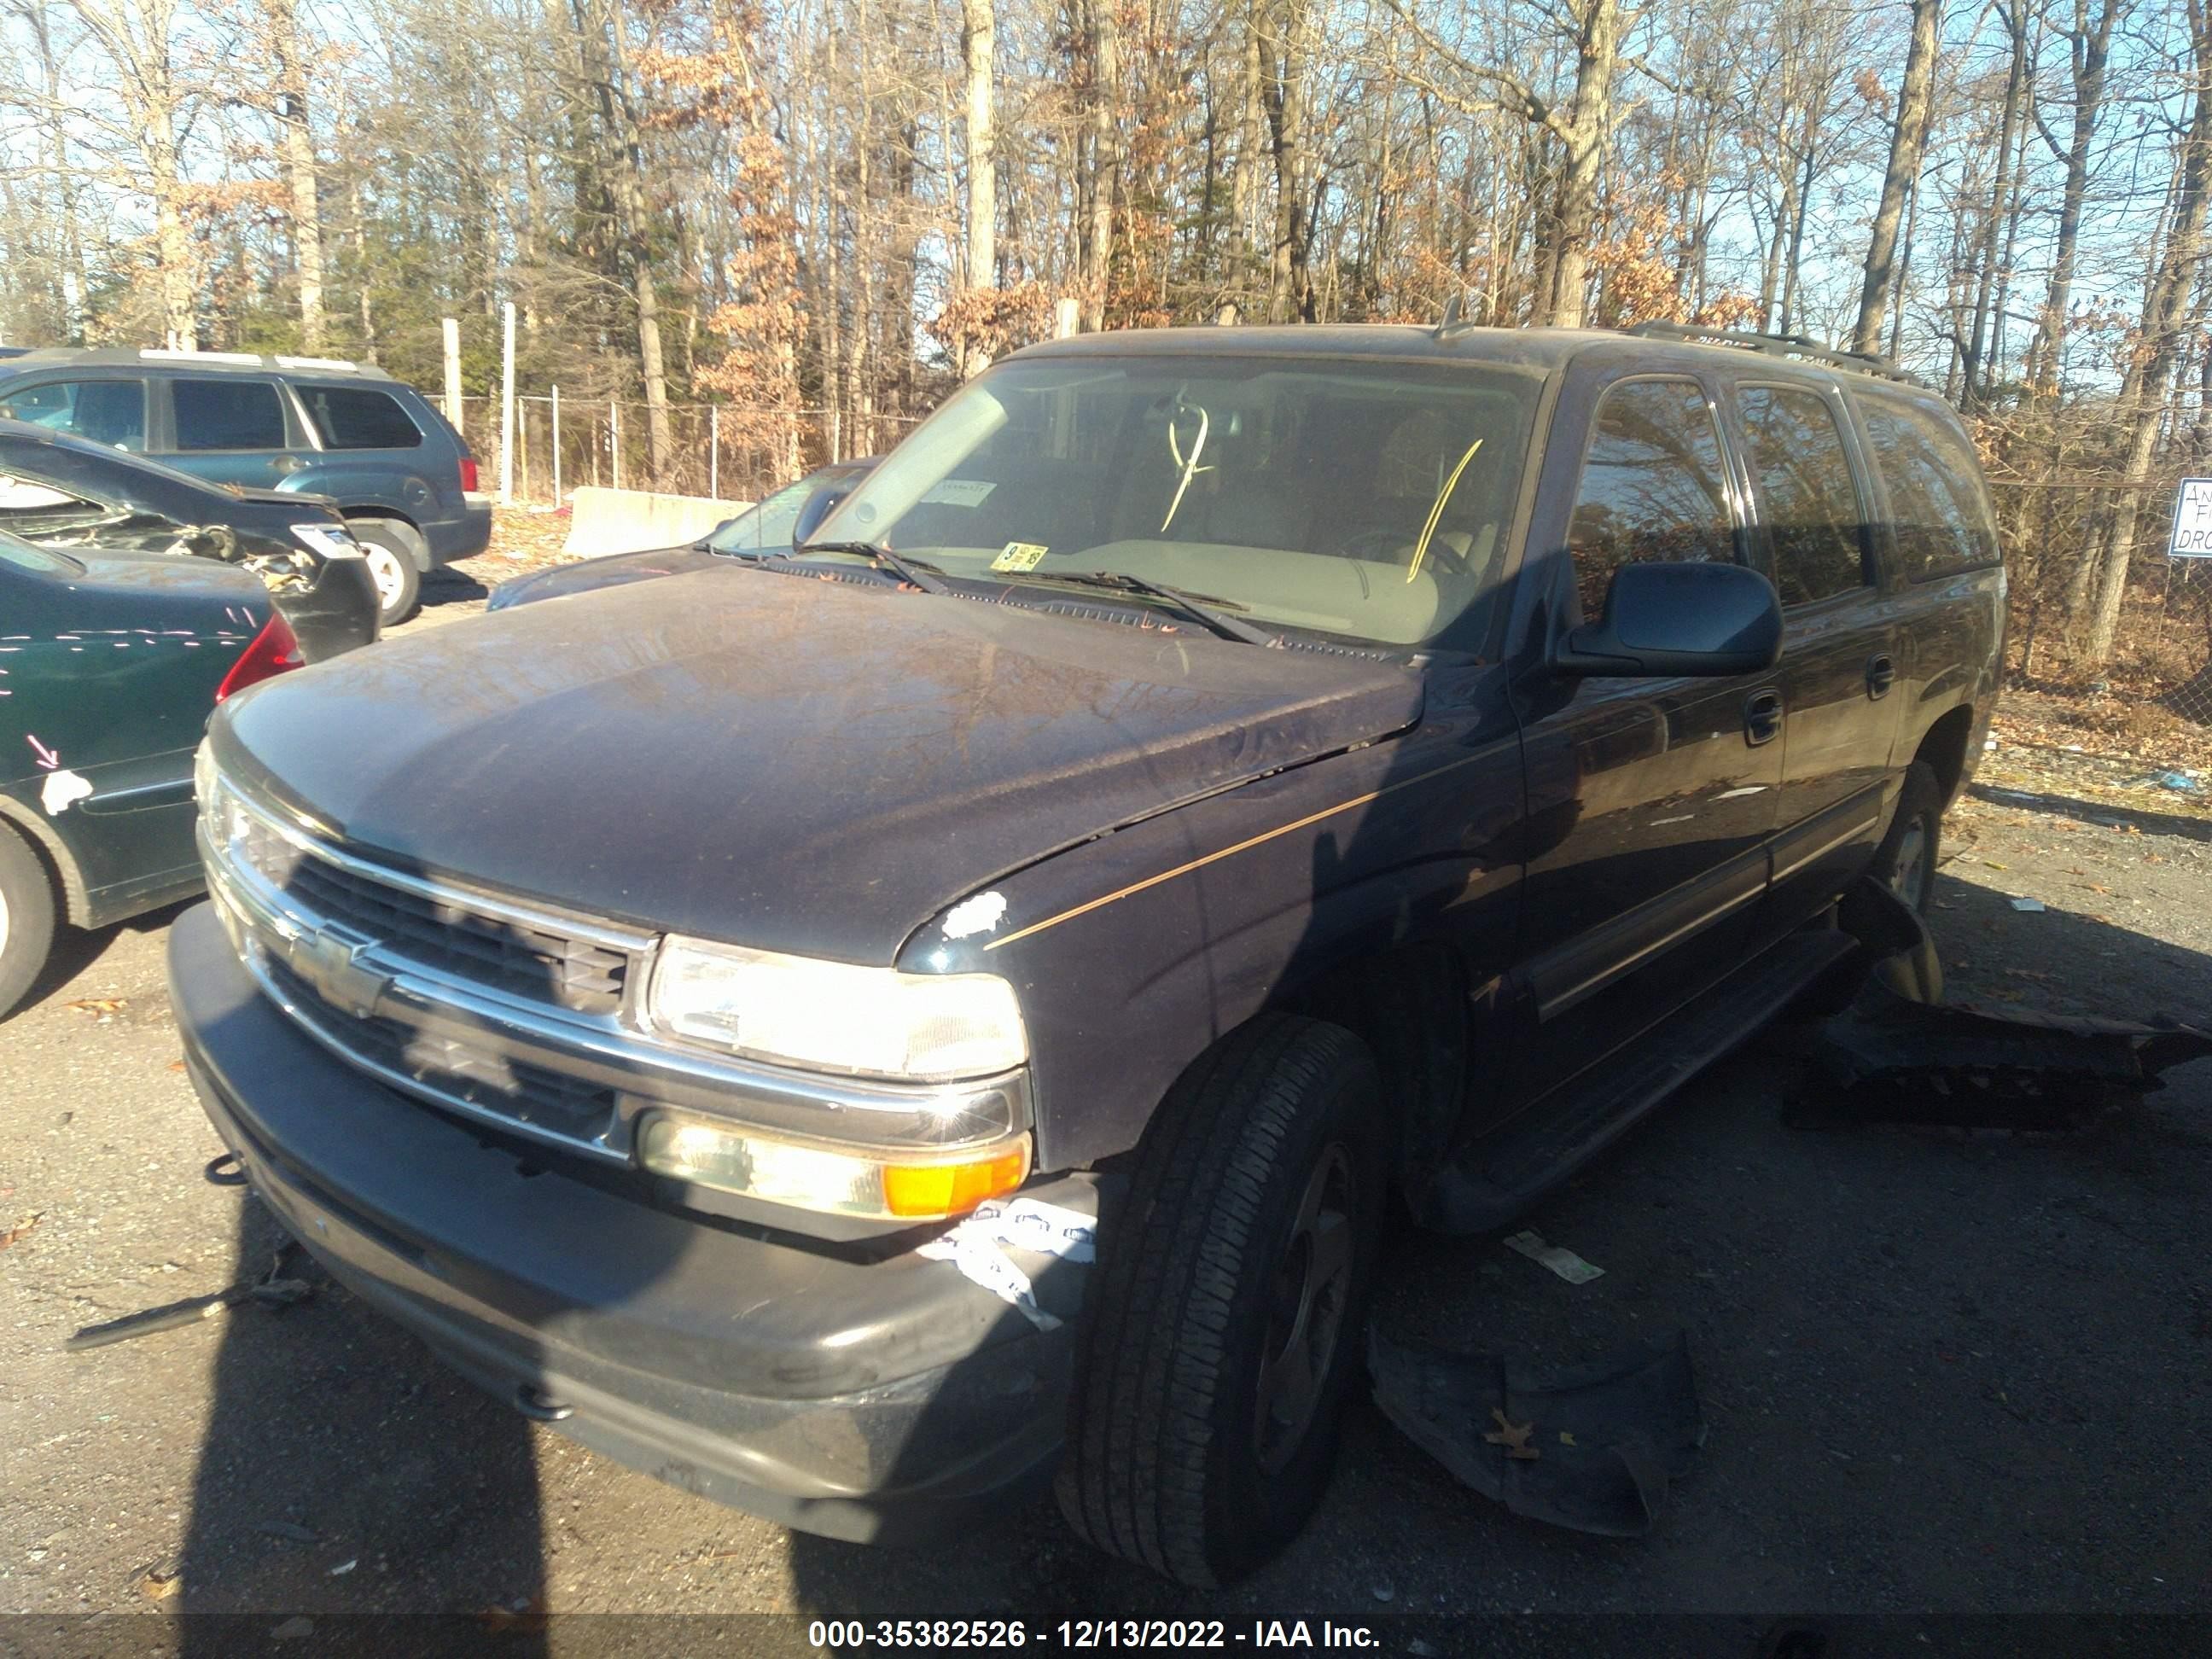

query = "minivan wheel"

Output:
[[0, 824, 57, 1019], [349, 520, 423, 626], [1871, 760, 1943, 913], [1057, 1014, 1386, 1586]]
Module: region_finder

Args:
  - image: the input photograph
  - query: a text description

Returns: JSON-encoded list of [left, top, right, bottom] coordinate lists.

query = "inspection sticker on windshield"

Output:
[[922, 478, 995, 507], [991, 541, 1049, 573]]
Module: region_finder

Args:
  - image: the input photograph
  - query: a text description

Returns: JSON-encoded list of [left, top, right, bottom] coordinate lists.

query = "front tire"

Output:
[[0, 824, 57, 1019], [1057, 1015, 1387, 1586], [349, 520, 424, 627]]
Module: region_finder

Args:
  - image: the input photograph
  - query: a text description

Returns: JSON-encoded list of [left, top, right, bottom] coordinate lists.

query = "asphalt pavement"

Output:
[[3, 743, 2209, 1642]]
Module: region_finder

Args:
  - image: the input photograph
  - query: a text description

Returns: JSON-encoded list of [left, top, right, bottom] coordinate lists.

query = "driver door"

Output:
[[1507, 371, 1784, 1108]]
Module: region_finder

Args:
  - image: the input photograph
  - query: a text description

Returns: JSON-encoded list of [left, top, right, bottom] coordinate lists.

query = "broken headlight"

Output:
[[289, 521, 365, 562], [647, 934, 1027, 1082]]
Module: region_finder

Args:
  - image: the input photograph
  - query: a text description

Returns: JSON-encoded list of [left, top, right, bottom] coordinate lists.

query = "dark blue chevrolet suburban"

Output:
[[0, 349, 489, 626], [170, 323, 2004, 1586]]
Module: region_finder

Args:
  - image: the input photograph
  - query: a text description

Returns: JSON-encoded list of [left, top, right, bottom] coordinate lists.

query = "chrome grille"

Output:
[[264, 957, 619, 1140], [234, 812, 632, 1016]]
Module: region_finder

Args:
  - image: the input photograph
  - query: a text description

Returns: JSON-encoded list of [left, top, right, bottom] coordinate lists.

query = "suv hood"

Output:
[[214, 568, 1423, 960]]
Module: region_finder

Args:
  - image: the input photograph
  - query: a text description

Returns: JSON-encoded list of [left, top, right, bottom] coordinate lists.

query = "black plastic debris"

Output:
[[65, 1243, 312, 1353], [1368, 1326, 1704, 1536], [1785, 880, 2212, 1132]]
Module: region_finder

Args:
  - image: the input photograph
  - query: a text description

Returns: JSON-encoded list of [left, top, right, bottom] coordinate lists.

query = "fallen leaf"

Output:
[[138, 1568, 180, 1602], [0, 1213, 40, 1249], [1558, 1430, 1578, 1446], [1483, 1408, 1540, 1460], [67, 998, 126, 1015]]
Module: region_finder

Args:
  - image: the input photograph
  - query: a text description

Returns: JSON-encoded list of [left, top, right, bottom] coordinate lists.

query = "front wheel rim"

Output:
[[0, 886, 10, 958], [365, 547, 405, 606], [1253, 1144, 1356, 1475]]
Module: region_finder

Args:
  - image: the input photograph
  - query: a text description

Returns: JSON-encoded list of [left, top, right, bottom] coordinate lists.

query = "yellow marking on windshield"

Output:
[[1406, 439, 1484, 585], [981, 748, 1493, 953]]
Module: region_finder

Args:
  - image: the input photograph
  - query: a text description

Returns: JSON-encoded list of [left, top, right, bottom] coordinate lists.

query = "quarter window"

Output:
[[299, 384, 423, 450], [172, 378, 288, 451], [1568, 378, 1738, 620], [1738, 386, 1869, 606], [1859, 397, 1999, 579], [0, 378, 147, 449]]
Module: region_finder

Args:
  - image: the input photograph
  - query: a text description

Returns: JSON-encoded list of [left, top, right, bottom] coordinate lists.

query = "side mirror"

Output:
[[1556, 560, 1782, 678], [791, 486, 853, 547]]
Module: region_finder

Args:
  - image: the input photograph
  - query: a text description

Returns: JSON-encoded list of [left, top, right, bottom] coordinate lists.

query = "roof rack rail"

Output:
[[1623, 320, 1927, 387]]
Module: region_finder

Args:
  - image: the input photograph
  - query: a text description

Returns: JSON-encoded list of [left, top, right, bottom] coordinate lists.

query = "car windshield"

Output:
[[808, 354, 1542, 647], [707, 473, 824, 553]]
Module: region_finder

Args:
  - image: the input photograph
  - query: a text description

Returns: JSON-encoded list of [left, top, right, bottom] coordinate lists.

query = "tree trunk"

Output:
[[591, 0, 672, 479], [2023, 0, 2122, 393], [2081, 0, 2212, 662], [1960, 5, 2029, 410], [1852, 0, 1941, 356], [1259, 0, 1313, 321], [1540, 0, 1622, 328], [961, 0, 996, 374], [265, 0, 325, 352]]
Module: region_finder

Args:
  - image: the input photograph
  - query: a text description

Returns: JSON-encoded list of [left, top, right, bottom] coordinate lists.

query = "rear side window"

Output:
[[1568, 378, 1738, 620], [172, 378, 287, 451], [0, 378, 147, 449], [1738, 385, 1869, 606], [299, 384, 423, 450], [1859, 398, 1998, 579]]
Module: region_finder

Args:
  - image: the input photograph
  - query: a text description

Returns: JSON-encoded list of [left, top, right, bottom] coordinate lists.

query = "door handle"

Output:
[[1866, 654, 1895, 699], [1743, 689, 1784, 747]]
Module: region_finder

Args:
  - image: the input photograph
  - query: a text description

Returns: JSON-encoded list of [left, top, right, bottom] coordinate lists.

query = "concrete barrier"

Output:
[[561, 486, 754, 557]]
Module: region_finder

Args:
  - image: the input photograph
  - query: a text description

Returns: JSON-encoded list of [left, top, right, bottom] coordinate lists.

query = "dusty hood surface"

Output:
[[214, 567, 1423, 959]]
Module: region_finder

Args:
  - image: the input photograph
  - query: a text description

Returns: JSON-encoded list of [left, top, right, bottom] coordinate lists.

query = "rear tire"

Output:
[[349, 520, 424, 626], [1871, 760, 1942, 913], [1057, 1014, 1387, 1586], [0, 824, 57, 1019]]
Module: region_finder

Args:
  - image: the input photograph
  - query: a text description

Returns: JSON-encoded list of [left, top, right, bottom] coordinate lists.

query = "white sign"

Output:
[[2171, 477, 2212, 558]]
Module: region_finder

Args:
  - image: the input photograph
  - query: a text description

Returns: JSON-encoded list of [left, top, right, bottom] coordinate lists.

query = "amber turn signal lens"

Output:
[[882, 1144, 1030, 1218]]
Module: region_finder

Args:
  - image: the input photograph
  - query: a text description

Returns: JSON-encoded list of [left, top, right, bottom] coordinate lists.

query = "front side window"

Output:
[[1738, 385, 1869, 606], [708, 474, 822, 552], [299, 384, 422, 450], [1859, 396, 1998, 580], [172, 378, 287, 451], [0, 379, 148, 450], [1567, 378, 1737, 620], [810, 356, 1543, 647]]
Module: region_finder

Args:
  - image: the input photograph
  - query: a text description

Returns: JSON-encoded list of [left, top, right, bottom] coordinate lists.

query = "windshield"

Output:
[[707, 469, 856, 553], [809, 355, 1540, 647]]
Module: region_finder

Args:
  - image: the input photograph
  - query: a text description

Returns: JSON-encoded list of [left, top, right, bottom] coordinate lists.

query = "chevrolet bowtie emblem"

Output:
[[282, 923, 390, 1018]]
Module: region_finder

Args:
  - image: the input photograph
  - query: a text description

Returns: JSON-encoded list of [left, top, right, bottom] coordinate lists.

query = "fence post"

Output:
[[498, 302, 516, 504], [441, 317, 463, 433], [551, 386, 562, 505], [1054, 297, 1080, 339], [612, 401, 622, 492], [710, 405, 719, 500]]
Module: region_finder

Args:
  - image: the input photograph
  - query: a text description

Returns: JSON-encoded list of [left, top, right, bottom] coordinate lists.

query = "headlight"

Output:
[[637, 1113, 1030, 1220], [649, 934, 1027, 1082], [193, 737, 218, 811], [290, 521, 364, 559]]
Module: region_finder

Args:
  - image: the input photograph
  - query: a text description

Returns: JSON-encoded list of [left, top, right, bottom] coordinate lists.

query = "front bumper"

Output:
[[168, 901, 1090, 1541]]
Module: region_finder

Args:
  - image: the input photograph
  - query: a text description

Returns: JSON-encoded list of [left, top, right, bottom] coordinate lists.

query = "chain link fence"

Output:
[[450, 393, 923, 509]]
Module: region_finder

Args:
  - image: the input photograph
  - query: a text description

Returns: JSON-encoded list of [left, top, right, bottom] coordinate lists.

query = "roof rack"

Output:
[[1622, 321, 1926, 387], [0, 345, 390, 379]]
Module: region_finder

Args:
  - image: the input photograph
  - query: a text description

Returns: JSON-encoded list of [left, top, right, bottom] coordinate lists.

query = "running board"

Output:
[[1419, 928, 1859, 1235]]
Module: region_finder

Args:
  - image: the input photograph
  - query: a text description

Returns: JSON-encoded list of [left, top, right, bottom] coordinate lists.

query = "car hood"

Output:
[[214, 567, 1424, 961], [489, 544, 719, 609]]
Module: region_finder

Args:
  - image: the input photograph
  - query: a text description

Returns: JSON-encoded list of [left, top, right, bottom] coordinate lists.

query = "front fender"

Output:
[[899, 702, 1526, 1173]]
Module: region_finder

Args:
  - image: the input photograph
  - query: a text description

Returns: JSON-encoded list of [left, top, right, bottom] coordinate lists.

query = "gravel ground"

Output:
[[3, 635, 2209, 1645]]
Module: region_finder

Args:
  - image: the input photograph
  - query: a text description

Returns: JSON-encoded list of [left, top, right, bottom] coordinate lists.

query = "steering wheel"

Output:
[[1333, 526, 1475, 577]]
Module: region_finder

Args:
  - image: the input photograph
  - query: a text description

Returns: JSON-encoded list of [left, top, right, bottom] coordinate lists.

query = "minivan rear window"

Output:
[[300, 385, 423, 450], [1859, 396, 1999, 580]]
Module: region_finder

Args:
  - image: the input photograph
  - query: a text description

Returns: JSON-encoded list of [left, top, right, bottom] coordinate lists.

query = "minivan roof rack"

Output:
[[1622, 321, 1927, 387], [0, 346, 392, 380]]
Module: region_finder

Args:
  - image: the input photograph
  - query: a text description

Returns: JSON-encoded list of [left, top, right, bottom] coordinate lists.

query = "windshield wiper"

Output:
[[1016, 569, 1279, 647], [791, 538, 950, 595]]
